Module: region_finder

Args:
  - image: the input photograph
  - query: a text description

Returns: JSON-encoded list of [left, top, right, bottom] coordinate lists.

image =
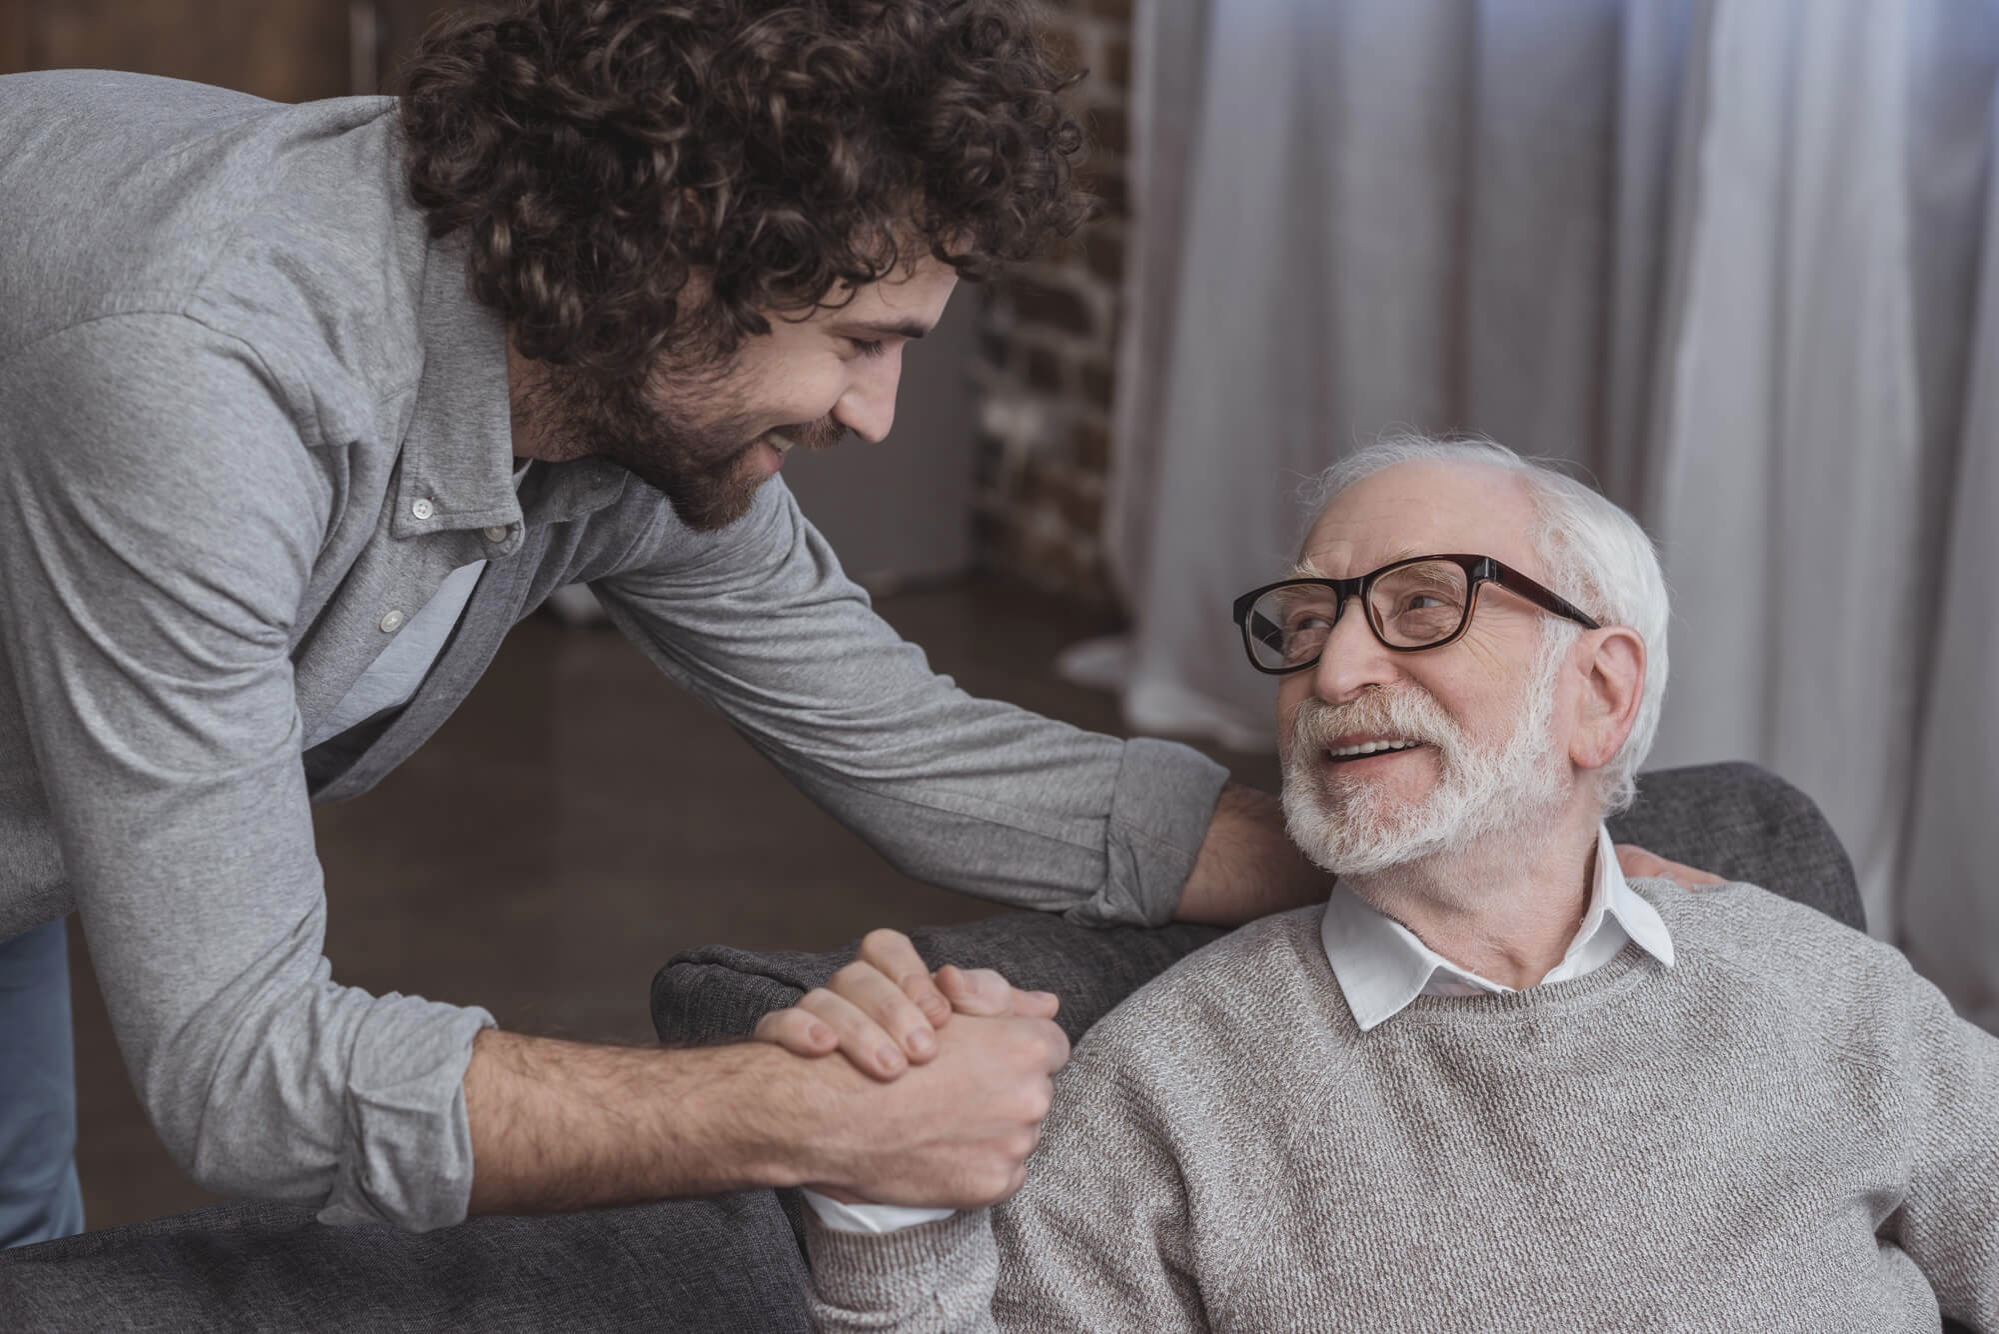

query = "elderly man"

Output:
[[795, 437, 1999, 1331]]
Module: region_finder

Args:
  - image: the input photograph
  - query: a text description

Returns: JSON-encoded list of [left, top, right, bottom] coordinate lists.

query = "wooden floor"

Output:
[[65, 579, 1279, 1230]]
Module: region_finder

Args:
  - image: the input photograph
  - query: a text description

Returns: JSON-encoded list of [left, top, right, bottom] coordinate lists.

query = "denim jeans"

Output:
[[0, 918, 84, 1248]]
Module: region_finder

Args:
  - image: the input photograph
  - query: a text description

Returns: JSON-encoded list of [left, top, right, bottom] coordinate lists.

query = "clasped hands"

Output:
[[754, 928, 1069, 1210]]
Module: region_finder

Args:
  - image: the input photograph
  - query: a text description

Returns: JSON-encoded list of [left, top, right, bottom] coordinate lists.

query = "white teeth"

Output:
[[1328, 739, 1421, 759], [767, 432, 797, 455]]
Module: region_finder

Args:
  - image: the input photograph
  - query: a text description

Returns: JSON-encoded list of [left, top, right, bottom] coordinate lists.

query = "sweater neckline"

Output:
[[1290, 908, 1664, 1033]]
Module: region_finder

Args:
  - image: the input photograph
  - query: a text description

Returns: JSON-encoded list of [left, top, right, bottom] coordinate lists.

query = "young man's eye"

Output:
[[848, 338, 886, 358]]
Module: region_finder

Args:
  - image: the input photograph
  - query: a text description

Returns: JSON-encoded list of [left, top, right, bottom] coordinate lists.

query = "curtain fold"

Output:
[[1902, 68, 1999, 1032], [1105, 0, 1999, 1015]]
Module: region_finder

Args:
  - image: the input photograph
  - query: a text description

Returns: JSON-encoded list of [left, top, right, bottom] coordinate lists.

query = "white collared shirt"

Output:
[[1320, 825, 1676, 1032]]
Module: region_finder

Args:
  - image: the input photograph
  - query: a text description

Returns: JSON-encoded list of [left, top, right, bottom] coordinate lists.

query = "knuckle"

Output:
[[972, 1165, 1013, 1203], [860, 927, 911, 957], [998, 1087, 1045, 1123]]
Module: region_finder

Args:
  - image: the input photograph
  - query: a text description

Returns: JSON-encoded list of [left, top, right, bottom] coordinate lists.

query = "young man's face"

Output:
[[520, 255, 960, 529]]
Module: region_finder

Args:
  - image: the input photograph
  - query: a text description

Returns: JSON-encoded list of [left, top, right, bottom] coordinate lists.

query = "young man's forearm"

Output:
[[1173, 782, 1334, 925], [462, 1010, 1069, 1216], [462, 1029, 807, 1214]]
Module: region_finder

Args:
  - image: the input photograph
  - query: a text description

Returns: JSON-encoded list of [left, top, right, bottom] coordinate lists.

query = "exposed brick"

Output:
[[971, 0, 1132, 608], [1086, 105, 1129, 157], [1024, 344, 1065, 394], [1037, 18, 1083, 77], [1058, 479, 1104, 535], [1078, 360, 1116, 413], [1007, 276, 1095, 337], [1083, 229, 1126, 285], [1042, 226, 1083, 265], [1018, 456, 1059, 509], [1072, 420, 1112, 473], [1083, 167, 1128, 218], [1102, 36, 1131, 90]]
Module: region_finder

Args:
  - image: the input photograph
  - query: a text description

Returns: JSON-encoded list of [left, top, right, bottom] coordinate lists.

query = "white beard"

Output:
[[1280, 636, 1572, 879]]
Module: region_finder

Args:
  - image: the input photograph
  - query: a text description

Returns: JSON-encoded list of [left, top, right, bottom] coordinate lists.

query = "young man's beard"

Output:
[[525, 360, 841, 532]]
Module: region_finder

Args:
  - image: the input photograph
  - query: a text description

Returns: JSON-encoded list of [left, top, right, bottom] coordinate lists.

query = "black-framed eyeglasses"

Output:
[[1231, 553, 1601, 675]]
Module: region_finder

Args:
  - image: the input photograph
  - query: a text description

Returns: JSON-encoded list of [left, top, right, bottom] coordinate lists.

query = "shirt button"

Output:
[[483, 525, 510, 543], [411, 498, 435, 521], [379, 609, 406, 633]]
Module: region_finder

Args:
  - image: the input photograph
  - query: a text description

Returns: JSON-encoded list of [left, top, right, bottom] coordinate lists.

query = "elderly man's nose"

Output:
[[1311, 597, 1397, 702]]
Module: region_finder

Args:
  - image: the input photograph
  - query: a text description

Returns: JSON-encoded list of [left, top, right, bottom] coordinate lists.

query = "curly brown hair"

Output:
[[399, 0, 1092, 380]]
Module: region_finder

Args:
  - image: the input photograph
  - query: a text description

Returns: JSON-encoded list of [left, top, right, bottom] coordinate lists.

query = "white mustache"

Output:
[[1291, 691, 1455, 756]]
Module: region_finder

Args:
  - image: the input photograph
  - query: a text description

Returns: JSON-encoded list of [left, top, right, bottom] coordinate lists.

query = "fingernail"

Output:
[[876, 1043, 904, 1071], [907, 1028, 935, 1058], [808, 1023, 833, 1046]]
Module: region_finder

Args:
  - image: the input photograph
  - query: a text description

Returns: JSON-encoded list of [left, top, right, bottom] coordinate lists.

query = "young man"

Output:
[[0, 0, 1335, 1245]]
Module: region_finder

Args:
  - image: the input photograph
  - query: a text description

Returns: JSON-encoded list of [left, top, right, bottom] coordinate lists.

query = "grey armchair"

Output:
[[6, 762, 1918, 1333]]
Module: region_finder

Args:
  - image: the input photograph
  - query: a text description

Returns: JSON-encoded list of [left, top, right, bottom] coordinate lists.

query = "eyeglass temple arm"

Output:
[[1485, 561, 1601, 630]]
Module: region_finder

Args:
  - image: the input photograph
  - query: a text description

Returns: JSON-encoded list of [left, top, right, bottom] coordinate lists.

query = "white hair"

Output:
[[1303, 434, 1670, 814]]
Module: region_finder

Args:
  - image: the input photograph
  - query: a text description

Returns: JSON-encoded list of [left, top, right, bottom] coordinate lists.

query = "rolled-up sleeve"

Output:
[[0, 316, 493, 1230], [594, 482, 1228, 928]]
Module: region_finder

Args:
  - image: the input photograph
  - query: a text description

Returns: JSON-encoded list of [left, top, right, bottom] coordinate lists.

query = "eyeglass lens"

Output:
[[1245, 559, 1472, 669]]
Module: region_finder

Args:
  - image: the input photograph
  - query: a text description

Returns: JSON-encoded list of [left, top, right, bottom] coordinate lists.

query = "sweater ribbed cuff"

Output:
[[803, 1207, 996, 1315]]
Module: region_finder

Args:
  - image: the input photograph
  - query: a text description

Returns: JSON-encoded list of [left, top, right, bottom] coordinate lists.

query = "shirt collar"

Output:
[[1320, 824, 1675, 1032], [394, 234, 626, 541]]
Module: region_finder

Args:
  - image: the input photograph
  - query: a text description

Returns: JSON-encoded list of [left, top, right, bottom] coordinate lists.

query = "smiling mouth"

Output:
[[1325, 739, 1426, 764]]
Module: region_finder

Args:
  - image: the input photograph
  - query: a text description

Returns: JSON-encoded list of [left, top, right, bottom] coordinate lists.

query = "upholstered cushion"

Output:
[[651, 761, 1862, 1047], [1605, 761, 1862, 927], [0, 1194, 810, 1333]]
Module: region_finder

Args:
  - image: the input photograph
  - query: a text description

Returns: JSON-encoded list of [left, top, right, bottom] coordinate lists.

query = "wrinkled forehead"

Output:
[[1297, 460, 1547, 580]]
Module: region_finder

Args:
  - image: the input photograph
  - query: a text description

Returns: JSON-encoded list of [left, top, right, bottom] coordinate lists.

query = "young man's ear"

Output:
[[1569, 628, 1645, 771]]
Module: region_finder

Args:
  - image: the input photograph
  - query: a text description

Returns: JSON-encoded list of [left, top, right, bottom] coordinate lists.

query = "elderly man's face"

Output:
[[1277, 461, 1582, 874]]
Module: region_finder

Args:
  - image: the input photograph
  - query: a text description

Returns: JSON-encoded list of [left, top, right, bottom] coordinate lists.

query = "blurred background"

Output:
[[5, 0, 1996, 1228]]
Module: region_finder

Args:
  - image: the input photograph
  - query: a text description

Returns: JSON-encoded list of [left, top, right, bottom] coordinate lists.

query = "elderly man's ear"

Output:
[[1567, 627, 1645, 773]]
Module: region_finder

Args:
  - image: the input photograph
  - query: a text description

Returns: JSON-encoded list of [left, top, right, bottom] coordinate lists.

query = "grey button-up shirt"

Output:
[[0, 71, 1227, 1230]]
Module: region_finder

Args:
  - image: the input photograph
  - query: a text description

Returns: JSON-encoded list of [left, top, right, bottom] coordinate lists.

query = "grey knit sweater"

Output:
[[806, 881, 1999, 1331]]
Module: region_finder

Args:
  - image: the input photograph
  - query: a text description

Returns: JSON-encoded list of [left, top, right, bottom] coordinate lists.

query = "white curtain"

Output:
[[1102, 0, 1999, 1024]]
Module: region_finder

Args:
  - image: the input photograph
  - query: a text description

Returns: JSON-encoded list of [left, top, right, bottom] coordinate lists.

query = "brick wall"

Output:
[[971, 0, 1134, 609]]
